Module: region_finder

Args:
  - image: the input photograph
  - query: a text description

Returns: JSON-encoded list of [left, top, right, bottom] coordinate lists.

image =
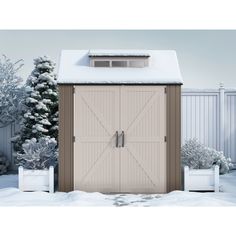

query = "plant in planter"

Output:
[[182, 139, 232, 192], [17, 137, 58, 193], [13, 56, 58, 193]]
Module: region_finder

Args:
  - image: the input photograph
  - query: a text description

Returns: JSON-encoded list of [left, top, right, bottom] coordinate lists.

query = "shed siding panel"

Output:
[[58, 85, 74, 192], [167, 85, 181, 192], [175, 86, 181, 189], [59, 86, 65, 190]]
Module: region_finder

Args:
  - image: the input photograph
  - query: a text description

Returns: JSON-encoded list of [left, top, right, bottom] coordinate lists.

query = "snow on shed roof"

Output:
[[57, 50, 183, 84], [88, 49, 150, 57]]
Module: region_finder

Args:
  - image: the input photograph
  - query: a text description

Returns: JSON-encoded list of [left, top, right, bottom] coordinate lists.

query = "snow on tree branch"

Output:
[[0, 55, 25, 127], [14, 56, 58, 159]]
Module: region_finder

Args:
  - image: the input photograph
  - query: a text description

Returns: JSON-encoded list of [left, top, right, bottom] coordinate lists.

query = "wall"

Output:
[[182, 85, 236, 162]]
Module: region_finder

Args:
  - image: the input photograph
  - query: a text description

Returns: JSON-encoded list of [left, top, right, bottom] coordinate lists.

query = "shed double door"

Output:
[[74, 86, 167, 193]]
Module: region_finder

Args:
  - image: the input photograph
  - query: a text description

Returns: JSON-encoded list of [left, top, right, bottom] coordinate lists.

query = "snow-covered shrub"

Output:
[[206, 147, 233, 174], [181, 139, 214, 169], [14, 56, 58, 154], [181, 139, 232, 174], [0, 55, 25, 127], [16, 137, 58, 170]]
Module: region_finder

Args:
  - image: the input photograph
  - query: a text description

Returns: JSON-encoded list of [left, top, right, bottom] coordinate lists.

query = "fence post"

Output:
[[214, 165, 220, 192], [18, 166, 23, 191], [184, 166, 189, 191], [219, 83, 225, 152], [49, 166, 54, 193]]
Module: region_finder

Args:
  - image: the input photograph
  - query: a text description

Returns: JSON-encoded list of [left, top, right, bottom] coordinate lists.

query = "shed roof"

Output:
[[57, 50, 183, 84]]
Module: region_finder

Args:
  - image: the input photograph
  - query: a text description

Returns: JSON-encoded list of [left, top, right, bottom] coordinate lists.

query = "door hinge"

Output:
[[164, 136, 167, 142], [164, 87, 167, 94], [73, 136, 75, 142]]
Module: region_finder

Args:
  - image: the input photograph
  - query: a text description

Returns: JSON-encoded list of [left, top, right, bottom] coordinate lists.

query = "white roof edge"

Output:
[[57, 81, 183, 85]]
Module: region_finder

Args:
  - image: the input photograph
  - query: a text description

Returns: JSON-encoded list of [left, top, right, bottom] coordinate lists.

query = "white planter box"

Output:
[[184, 165, 219, 192], [18, 166, 54, 193]]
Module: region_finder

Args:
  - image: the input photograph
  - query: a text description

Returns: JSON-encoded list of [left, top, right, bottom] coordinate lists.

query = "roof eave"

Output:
[[57, 82, 183, 85], [88, 55, 150, 58]]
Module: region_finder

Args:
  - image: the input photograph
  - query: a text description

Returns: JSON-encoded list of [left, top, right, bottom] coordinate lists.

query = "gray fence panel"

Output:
[[182, 86, 236, 163], [182, 92, 219, 150], [0, 123, 13, 169], [225, 92, 236, 162]]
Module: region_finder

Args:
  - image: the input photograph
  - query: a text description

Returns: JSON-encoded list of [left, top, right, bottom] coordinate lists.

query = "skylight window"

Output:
[[94, 61, 110, 67], [111, 61, 128, 67], [89, 52, 149, 68], [129, 60, 145, 68], [91, 58, 148, 68]]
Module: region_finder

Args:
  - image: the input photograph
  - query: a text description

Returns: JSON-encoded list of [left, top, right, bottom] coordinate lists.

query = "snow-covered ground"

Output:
[[0, 171, 236, 206]]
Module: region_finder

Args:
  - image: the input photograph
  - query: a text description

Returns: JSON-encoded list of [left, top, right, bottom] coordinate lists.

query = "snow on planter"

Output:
[[18, 166, 54, 193], [184, 165, 219, 192]]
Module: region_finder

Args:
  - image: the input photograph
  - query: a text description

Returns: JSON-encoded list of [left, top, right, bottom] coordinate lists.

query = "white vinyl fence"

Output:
[[182, 84, 236, 163]]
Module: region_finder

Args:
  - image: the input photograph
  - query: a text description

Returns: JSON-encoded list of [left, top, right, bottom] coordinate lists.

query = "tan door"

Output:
[[74, 85, 166, 193], [74, 86, 120, 192], [120, 86, 166, 193]]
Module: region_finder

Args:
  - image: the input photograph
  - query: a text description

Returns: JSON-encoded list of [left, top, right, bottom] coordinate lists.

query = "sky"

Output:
[[0, 30, 236, 88]]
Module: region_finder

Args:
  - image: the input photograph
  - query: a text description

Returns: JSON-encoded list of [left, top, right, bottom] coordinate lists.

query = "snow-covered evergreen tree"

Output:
[[15, 56, 58, 153], [0, 55, 25, 127]]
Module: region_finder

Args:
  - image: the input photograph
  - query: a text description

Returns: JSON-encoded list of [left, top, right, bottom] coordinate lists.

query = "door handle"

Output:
[[115, 131, 119, 148], [121, 131, 124, 147]]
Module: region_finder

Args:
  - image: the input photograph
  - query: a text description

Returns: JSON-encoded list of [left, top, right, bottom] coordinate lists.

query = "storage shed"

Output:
[[58, 50, 183, 193]]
